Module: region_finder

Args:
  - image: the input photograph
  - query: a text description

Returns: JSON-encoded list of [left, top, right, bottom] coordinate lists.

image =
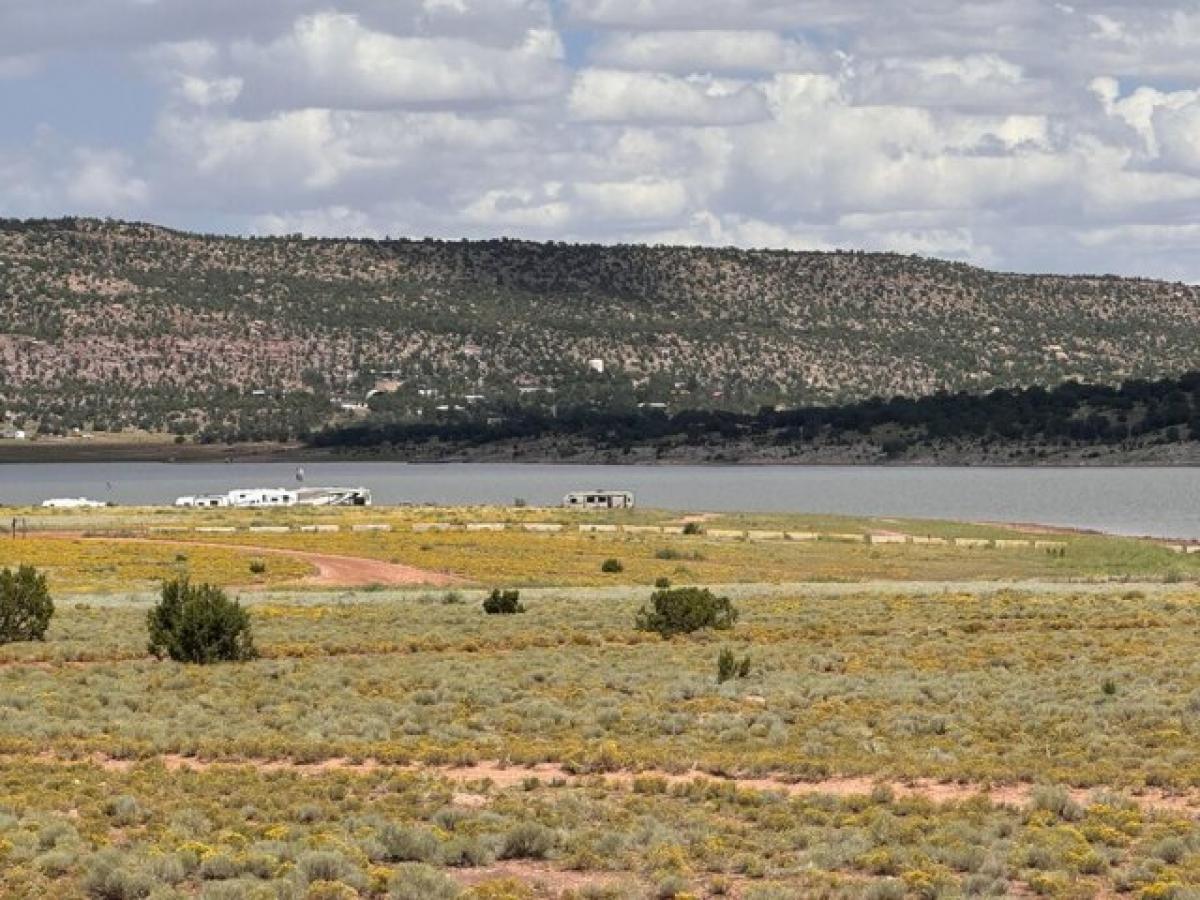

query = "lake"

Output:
[[0, 462, 1198, 538]]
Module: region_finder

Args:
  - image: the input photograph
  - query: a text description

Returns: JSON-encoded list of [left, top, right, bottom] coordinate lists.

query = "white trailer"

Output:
[[41, 497, 107, 509], [563, 490, 635, 510], [174, 487, 371, 509]]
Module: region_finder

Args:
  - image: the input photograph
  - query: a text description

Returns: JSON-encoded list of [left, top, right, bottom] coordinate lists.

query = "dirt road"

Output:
[[42, 533, 463, 588]]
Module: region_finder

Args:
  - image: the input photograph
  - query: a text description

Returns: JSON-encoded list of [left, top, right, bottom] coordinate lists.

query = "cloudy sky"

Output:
[[2, 1, 1200, 279]]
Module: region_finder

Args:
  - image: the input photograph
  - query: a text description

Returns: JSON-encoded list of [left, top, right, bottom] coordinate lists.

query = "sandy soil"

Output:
[[20, 752, 1196, 817]]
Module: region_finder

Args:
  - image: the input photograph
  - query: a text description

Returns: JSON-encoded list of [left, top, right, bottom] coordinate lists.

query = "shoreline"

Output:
[[4, 440, 1200, 468]]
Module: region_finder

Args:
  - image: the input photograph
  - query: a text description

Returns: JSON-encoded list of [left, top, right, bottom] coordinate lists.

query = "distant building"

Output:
[[588, 359, 605, 374]]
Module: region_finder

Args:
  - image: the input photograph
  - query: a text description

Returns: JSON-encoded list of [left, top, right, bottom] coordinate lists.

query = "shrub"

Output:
[[654, 577, 672, 589], [655, 548, 683, 560], [146, 579, 257, 664], [682, 522, 703, 535], [81, 850, 155, 900], [248, 559, 267, 575], [636, 587, 738, 637], [601, 558, 624, 573], [717, 648, 752, 683], [0, 565, 54, 644], [441, 836, 495, 867], [483, 589, 524, 615], [1029, 785, 1083, 822], [103, 796, 144, 827], [296, 850, 362, 887], [499, 823, 555, 860], [378, 824, 441, 863], [388, 863, 461, 900]]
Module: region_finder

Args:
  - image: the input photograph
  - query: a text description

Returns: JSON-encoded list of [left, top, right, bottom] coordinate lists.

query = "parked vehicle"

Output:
[[562, 490, 635, 509]]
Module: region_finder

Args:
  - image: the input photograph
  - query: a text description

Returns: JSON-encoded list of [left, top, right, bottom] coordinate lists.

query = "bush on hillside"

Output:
[[147, 579, 257, 663], [601, 558, 624, 573], [483, 589, 524, 615], [635, 587, 738, 638], [717, 647, 752, 683], [0, 565, 54, 644]]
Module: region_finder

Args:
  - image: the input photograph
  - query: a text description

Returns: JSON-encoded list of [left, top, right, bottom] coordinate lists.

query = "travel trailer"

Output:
[[175, 487, 372, 509], [41, 497, 107, 509], [562, 490, 635, 510]]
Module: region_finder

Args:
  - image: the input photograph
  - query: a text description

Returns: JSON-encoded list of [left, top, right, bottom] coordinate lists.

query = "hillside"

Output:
[[3, 217, 1200, 441]]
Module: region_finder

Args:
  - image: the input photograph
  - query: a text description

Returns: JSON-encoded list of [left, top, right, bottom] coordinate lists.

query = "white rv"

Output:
[[175, 487, 372, 509], [41, 498, 106, 509], [563, 490, 635, 510]]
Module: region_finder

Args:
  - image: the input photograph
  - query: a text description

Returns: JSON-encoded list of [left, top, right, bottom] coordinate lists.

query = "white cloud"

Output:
[[569, 69, 769, 125], [227, 13, 567, 112], [2, 0, 1200, 280], [462, 186, 571, 229], [1154, 102, 1200, 174], [66, 150, 149, 210], [573, 177, 689, 220], [589, 30, 824, 74]]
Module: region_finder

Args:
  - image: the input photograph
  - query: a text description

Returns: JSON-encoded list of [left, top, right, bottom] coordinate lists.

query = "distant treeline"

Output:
[[312, 372, 1200, 454]]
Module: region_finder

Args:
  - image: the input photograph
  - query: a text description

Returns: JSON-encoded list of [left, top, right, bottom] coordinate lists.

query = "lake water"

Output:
[[1, 462, 1198, 538]]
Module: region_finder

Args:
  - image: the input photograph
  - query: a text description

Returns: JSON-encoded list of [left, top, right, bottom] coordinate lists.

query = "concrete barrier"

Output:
[[954, 538, 992, 548], [911, 536, 948, 545], [708, 530, 746, 540], [523, 523, 564, 533], [995, 539, 1032, 549], [1034, 541, 1067, 550], [660, 526, 686, 535], [412, 523, 453, 533], [249, 526, 290, 534], [466, 523, 507, 532], [299, 525, 339, 533], [624, 526, 663, 535], [196, 527, 236, 534], [785, 532, 818, 542], [747, 530, 785, 542], [868, 534, 907, 545], [353, 524, 393, 533], [150, 526, 189, 533], [579, 524, 619, 533]]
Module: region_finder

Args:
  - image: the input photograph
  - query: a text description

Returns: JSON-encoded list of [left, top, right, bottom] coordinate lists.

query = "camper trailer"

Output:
[[562, 490, 635, 510], [175, 487, 372, 509], [41, 497, 106, 509]]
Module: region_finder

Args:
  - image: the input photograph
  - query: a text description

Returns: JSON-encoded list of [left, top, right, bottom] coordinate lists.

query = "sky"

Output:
[[2, 1, 1200, 280]]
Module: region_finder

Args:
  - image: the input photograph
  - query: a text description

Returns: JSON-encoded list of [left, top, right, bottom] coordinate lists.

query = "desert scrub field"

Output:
[[10, 506, 1200, 591], [0, 537, 312, 593], [85, 527, 1200, 590], [6, 743, 1200, 897], [6, 589, 1200, 790]]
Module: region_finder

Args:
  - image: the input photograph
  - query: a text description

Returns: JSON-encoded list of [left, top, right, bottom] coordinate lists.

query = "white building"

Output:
[[588, 359, 605, 374]]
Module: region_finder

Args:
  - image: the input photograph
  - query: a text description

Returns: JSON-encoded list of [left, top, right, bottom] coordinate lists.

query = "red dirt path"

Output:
[[40, 533, 462, 588]]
